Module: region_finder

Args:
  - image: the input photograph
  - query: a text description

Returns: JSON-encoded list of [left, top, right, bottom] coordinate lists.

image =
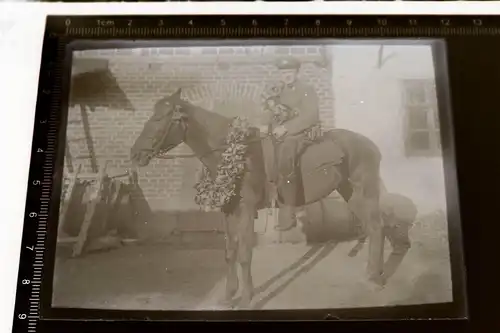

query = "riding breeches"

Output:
[[277, 133, 312, 183]]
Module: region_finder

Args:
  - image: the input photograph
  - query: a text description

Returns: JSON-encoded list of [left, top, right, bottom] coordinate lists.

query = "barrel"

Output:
[[303, 196, 362, 244]]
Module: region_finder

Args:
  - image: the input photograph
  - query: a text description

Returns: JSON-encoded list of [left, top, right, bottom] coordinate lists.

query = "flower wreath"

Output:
[[194, 117, 252, 209]]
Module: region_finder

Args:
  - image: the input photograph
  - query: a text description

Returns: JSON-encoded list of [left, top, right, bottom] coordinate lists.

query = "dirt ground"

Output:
[[52, 224, 453, 311], [52, 244, 227, 310]]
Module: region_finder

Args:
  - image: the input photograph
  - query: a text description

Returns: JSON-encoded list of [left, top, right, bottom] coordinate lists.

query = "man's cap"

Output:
[[274, 57, 301, 70]]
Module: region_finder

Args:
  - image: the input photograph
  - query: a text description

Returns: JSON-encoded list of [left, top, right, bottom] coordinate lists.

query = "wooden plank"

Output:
[[79, 104, 98, 173], [72, 161, 108, 257], [57, 164, 82, 239], [108, 180, 124, 214], [99, 179, 120, 235], [107, 180, 138, 237], [64, 141, 74, 173], [128, 166, 138, 186]]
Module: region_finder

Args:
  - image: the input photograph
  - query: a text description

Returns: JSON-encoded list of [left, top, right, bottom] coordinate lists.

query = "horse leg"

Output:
[[337, 180, 367, 257], [236, 202, 256, 309], [223, 214, 239, 304], [347, 169, 386, 287], [348, 237, 367, 257]]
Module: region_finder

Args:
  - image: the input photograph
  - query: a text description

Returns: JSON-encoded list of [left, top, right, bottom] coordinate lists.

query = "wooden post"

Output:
[[125, 165, 142, 240], [79, 104, 98, 173], [104, 180, 123, 233], [65, 140, 74, 173], [72, 161, 108, 257], [58, 164, 82, 238], [127, 165, 139, 187]]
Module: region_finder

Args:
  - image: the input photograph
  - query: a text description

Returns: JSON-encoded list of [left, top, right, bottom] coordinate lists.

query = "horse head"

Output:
[[130, 88, 189, 167]]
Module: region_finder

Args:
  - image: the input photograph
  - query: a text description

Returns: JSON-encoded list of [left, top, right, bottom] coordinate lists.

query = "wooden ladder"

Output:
[[65, 105, 98, 173], [58, 162, 110, 257], [58, 104, 104, 257]]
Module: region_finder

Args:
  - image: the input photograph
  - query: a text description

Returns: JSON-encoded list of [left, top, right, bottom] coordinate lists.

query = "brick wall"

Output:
[[66, 45, 335, 211]]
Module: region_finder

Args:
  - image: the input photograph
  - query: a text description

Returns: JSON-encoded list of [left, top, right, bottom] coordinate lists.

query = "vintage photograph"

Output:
[[52, 41, 457, 313]]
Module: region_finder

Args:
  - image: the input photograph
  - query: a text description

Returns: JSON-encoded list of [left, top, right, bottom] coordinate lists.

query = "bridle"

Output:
[[134, 102, 333, 181], [154, 103, 270, 161], [153, 104, 188, 158]]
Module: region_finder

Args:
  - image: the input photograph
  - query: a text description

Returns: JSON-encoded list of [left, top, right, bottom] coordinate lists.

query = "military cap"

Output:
[[274, 57, 301, 70]]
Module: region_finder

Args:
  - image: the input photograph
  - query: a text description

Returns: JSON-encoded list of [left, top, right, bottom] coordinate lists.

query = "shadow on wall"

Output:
[[59, 177, 227, 255], [61, 179, 150, 241]]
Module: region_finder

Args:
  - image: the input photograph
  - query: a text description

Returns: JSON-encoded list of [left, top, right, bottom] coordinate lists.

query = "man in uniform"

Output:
[[260, 56, 321, 231]]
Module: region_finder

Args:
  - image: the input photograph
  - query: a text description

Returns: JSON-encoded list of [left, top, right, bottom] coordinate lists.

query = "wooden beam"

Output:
[[64, 141, 74, 173], [58, 164, 82, 238], [72, 161, 109, 257], [79, 105, 98, 173]]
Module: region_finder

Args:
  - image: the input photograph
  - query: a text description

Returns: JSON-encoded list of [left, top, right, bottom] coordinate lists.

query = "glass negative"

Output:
[[50, 40, 463, 317]]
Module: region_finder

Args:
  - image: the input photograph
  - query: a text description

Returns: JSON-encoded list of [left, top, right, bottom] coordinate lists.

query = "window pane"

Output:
[[406, 82, 427, 105], [409, 131, 431, 151], [408, 107, 429, 129], [425, 83, 437, 102]]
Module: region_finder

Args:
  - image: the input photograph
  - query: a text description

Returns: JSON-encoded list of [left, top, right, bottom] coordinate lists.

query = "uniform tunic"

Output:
[[262, 80, 320, 185]]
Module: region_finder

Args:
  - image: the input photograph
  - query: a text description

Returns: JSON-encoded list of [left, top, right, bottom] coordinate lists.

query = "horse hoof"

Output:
[[368, 275, 387, 290], [236, 295, 253, 310], [217, 299, 236, 310], [236, 301, 252, 310], [358, 280, 385, 293]]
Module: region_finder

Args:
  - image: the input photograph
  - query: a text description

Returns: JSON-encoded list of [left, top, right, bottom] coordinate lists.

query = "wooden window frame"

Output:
[[401, 79, 442, 158]]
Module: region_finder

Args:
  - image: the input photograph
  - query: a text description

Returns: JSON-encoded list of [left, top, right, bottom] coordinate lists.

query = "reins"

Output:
[[153, 129, 342, 184], [155, 132, 272, 160], [144, 114, 335, 182]]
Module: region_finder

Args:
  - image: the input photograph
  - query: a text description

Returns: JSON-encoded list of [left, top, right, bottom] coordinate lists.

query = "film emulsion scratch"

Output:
[[16, 15, 493, 332]]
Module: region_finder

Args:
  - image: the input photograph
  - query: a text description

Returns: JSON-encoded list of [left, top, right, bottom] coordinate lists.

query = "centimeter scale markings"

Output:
[[13, 30, 65, 333], [11, 14, 500, 333], [51, 16, 500, 37]]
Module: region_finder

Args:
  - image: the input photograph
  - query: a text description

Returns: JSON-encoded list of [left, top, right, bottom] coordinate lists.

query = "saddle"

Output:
[[267, 134, 346, 207]]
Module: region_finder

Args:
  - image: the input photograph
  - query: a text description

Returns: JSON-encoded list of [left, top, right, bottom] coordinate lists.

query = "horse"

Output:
[[130, 88, 388, 308]]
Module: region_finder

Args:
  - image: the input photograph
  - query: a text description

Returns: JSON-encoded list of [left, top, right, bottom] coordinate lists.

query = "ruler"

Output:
[[42, 15, 500, 38], [11, 14, 494, 332], [11, 24, 66, 333]]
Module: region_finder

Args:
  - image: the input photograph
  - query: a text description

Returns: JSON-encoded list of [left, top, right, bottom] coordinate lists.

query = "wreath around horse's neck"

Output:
[[194, 116, 252, 210]]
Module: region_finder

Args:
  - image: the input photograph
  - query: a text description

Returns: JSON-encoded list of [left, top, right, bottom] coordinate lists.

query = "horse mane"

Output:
[[181, 100, 266, 205], [182, 101, 233, 147]]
